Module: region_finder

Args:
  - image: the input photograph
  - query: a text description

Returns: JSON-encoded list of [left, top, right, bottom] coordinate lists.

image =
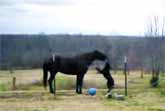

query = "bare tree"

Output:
[[145, 15, 165, 87], [145, 16, 165, 37]]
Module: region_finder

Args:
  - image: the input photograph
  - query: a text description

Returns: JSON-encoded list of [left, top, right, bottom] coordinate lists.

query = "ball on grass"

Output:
[[88, 88, 96, 96]]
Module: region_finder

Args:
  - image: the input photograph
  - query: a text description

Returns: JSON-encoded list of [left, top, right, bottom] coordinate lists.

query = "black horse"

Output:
[[43, 50, 114, 94]]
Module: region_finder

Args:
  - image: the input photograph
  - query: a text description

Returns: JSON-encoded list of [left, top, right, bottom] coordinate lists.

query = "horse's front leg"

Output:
[[76, 76, 79, 94], [105, 73, 114, 99], [76, 74, 85, 94], [107, 80, 114, 92], [105, 80, 114, 98], [48, 71, 56, 94]]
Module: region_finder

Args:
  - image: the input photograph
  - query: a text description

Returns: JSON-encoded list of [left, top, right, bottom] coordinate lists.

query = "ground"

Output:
[[0, 69, 165, 111]]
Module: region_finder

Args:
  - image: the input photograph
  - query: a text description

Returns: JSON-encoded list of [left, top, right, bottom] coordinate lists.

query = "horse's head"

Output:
[[93, 50, 107, 61]]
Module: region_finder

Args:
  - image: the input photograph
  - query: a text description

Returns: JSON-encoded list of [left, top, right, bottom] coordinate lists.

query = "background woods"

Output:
[[0, 34, 165, 72]]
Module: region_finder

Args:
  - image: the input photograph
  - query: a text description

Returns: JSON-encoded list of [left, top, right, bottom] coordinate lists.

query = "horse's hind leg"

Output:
[[48, 71, 56, 94]]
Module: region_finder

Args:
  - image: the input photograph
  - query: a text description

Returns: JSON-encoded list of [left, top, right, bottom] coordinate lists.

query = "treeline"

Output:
[[0, 34, 165, 71]]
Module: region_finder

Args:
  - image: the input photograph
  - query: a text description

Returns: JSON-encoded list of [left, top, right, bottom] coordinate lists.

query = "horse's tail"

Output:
[[43, 62, 48, 89]]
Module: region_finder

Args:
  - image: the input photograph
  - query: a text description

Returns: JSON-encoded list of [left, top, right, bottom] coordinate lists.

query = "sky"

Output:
[[0, 0, 164, 35]]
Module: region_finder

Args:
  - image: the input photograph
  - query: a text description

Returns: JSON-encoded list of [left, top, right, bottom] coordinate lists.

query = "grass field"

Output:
[[0, 69, 165, 111]]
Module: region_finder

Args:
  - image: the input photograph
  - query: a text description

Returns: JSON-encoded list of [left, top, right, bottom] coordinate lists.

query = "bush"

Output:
[[150, 76, 159, 87]]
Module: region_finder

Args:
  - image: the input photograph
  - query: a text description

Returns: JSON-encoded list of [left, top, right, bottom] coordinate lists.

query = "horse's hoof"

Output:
[[50, 91, 55, 94], [105, 92, 113, 98], [76, 92, 82, 94]]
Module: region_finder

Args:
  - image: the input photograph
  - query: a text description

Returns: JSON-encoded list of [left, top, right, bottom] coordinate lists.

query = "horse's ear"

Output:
[[52, 53, 56, 62]]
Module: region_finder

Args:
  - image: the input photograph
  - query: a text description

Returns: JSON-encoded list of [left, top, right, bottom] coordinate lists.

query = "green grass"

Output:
[[105, 90, 165, 111], [0, 84, 8, 91], [104, 73, 165, 111]]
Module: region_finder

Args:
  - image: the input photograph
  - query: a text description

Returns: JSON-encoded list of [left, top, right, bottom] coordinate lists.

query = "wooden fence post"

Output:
[[12, 77, 16, 90]]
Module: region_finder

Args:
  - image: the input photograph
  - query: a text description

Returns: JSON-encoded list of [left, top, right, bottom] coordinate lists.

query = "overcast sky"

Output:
[[0, 0, 164, 35]]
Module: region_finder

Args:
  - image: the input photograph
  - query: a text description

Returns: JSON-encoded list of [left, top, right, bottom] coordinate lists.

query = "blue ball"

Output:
[[88, 88, 96, 96]]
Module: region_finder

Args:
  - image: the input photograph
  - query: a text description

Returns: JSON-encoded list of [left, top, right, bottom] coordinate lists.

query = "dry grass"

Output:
[[0, 69, 165, 111], [0, 90, 113, 111], [0, 69, 107, 90]]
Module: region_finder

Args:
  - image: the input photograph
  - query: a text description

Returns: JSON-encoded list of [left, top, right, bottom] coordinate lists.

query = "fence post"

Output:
[[124, 56, 128, 96], [12, 77, 16, 90], [141, 67, 144, 78]]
